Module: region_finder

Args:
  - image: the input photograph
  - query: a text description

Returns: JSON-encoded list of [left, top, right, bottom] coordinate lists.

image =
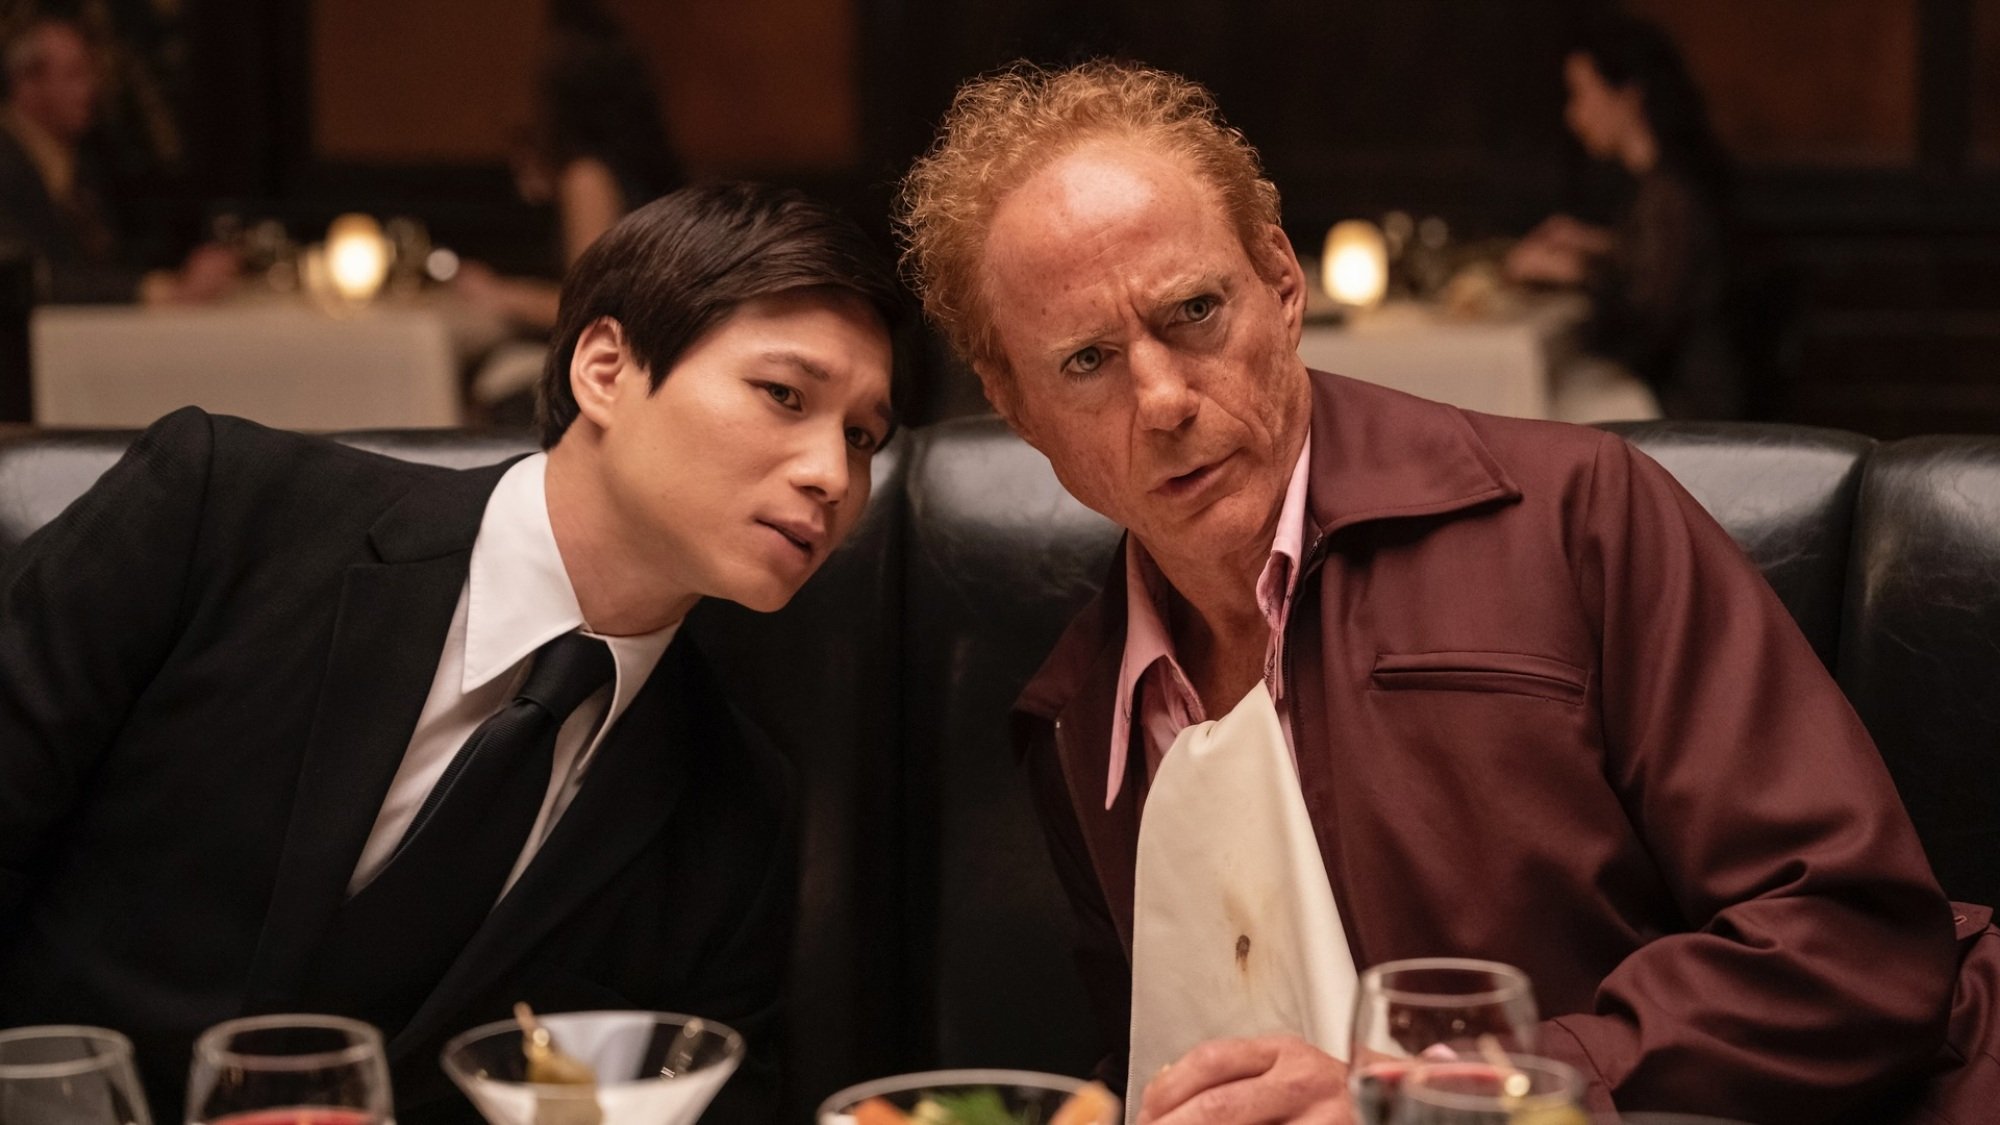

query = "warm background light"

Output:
[[325, 213, 390, 302], [1321, 220, 1389, 308]]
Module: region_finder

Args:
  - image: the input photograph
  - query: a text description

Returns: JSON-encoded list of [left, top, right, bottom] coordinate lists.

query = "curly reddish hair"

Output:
[[895, 59, 1281, 381]]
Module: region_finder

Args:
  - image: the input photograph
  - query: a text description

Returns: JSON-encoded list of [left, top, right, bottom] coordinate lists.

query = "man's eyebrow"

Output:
[[1040, 274, 1233, 361], [1042, 323, 1115, 364], [760, 350, 831, 382], [1156, 272, 1231, 306]]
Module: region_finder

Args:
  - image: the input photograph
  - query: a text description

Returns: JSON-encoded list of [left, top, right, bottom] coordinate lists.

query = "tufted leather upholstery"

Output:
[[1598, 421, 1873, 670], [0, 427, 545, 555], [0, 253, 30, 423], [2, 416, 1996, 1102], [679, 440, 914, 1103], [1838, 437, 2000, 915], [900, 418, 1119, 1073]]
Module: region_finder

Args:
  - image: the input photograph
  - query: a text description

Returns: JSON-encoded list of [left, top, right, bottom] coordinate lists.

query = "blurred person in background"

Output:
[[0, 13, 234, 304], [1506, 15, 1742, 419], [455, 19, 685, 333]]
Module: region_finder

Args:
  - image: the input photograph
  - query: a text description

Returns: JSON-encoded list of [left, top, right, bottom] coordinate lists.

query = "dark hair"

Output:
[[536, 24, 682, 205], [537, 180, 908, 447], [1574, 15, 1733, 204]]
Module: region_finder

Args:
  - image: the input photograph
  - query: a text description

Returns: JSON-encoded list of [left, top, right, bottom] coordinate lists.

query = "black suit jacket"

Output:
[[0, 408, 795, 1124]]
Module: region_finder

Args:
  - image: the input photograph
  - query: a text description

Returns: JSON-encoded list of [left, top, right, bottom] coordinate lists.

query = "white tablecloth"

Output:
[[31, 299, 475, 430], [1296, 298, 1590, 421]]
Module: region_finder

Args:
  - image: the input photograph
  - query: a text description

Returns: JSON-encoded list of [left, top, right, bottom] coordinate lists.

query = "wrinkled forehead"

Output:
[[993, 141, 1224, 243], [977, 142, 1241, 302]]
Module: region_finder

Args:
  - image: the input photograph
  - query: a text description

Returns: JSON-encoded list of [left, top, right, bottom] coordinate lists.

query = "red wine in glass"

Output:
[[1352, 1060, 1410, 1125], [206, 1111, 378, 1125]]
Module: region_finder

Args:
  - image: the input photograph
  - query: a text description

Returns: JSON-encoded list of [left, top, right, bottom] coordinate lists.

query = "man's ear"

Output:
[[1251, 223, 1308, 349], [569, 317, 632, 430]]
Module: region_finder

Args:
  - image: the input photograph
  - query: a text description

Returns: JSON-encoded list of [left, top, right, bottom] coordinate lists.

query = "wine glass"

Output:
[[185, 1014, 392, 1125], [1349, 958, 1538, 1125], [441, 1011, 742, 1125], [1395, 1056, 1585, 1125], [0, 1025, 151, 1125]]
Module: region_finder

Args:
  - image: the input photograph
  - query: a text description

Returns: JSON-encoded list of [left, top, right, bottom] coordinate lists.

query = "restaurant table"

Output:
[[1296, 294, 1654, 422], [30, 292, 510, 430]]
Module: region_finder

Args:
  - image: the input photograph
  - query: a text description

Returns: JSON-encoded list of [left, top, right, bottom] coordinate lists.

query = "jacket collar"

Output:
[[367, 456, 522, 563], [1017, 370, 1520, 945], [1299, 369, 1520, 540]]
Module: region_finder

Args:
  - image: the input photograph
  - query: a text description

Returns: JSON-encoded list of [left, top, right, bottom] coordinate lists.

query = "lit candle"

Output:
[[325, 213, 390, 303], [1321, 220, 1389, 308]]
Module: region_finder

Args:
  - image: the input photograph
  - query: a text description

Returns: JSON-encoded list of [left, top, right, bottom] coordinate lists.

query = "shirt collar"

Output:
[[465, 453, 678, 727], [1104, 429, 1313, 808]]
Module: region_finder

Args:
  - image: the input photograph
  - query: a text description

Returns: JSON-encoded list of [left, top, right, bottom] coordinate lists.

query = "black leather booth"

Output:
[[0, 251, 30, 424], [3, 416, 1997, 1116]]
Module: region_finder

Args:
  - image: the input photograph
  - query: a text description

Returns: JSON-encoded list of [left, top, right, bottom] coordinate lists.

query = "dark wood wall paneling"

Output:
[[180, 0, 2000, 436], [1760, 0, 2000, 437]]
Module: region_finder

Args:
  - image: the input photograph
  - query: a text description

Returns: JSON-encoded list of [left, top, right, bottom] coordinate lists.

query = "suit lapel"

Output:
[[240, 461, 514, 1013], [391, 638, 696, 1056]]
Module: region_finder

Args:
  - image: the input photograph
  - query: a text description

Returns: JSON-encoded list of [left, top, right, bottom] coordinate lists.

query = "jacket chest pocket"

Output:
[[1370, 650, 1588, 706]]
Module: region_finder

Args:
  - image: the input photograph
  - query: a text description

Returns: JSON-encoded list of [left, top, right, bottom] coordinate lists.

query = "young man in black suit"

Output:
[[0, 181, 902, 1124]]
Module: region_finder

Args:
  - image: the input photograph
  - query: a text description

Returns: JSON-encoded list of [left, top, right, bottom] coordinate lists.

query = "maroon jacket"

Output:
[[1015, 371, 2000, 1123]]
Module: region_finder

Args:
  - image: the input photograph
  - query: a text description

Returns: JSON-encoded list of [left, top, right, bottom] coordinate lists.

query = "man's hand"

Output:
[[1525, 214, 1614, 255], [1136, 1035, 1353, 1125], [174, 243, 241, 303]]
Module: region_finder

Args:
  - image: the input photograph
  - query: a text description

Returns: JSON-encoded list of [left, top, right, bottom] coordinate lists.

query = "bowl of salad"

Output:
[[816, 1068, 1119, 1125]]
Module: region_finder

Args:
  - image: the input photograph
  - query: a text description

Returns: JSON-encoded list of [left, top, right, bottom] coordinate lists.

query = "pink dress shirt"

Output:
[[1105, 433, 1314, 808]]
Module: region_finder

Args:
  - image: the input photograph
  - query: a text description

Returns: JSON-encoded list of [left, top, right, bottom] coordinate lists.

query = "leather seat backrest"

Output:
[[900, 416, 1119, 1075], [0, 428, 542, 555], [0, 430, 145, 553], [678, 442, 911, 1112], [1838, 436, 2000, 909], [1605, 421, 1874, 670]]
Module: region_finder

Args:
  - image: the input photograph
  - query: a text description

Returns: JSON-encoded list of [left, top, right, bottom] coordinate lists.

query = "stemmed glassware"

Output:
[[1394, 1056, 1585, 1124], [816, 1068, 1118, 1125], [0, 1025, 152, 1125], [184, 1014, 392, 1125], [441, 1011, 743, 1125], [1349, 958, 1539, 1125]]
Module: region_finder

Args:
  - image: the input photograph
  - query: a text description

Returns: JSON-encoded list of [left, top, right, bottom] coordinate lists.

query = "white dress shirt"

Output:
[[347, 453, 678, 898]]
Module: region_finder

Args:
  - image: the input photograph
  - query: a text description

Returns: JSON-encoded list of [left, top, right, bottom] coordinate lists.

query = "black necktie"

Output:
[[303, 631, 616, 1033]]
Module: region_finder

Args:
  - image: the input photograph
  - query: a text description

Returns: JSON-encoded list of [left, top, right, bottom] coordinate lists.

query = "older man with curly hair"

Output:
[[897, 59, 1999, 1125]]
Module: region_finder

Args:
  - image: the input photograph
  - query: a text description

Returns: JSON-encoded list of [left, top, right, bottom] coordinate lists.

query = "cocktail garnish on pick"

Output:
[[513, 1003, 603, 1125]]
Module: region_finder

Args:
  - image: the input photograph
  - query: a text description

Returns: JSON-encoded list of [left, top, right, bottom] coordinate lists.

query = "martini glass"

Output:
[[441, 1011, 742, 1125]]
